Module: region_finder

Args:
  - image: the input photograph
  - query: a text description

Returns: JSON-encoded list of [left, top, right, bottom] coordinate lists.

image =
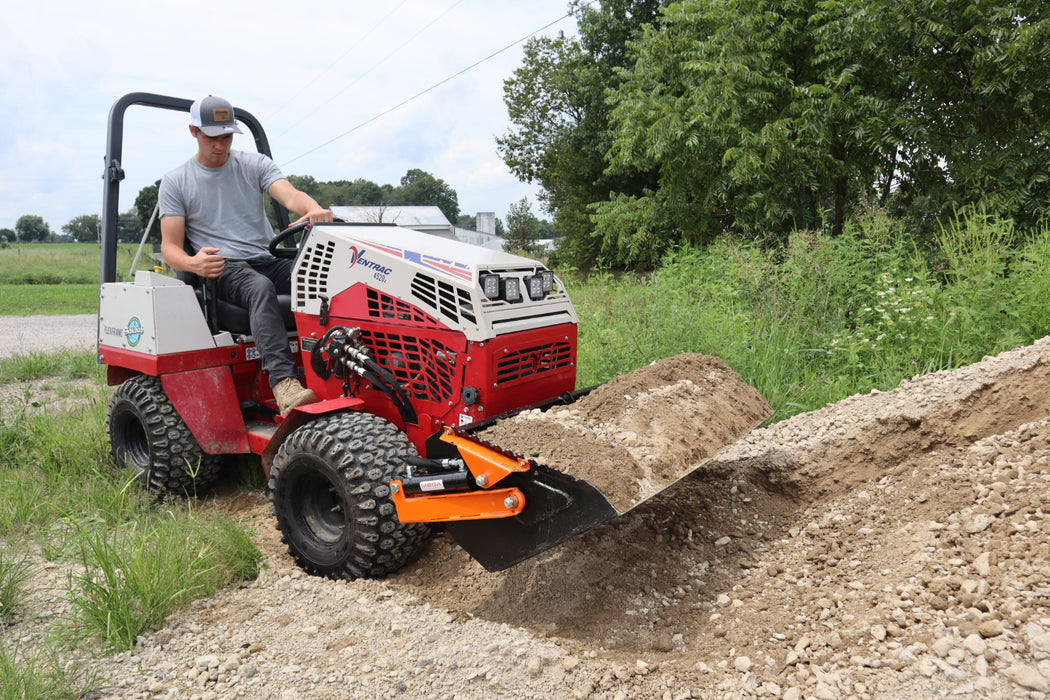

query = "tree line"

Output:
[[2, 169, 553, 252], [499, 0, 1050, 268]]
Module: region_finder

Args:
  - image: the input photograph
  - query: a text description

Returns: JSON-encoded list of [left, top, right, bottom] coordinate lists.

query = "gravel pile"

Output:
[[8, 337, 1050, 698]]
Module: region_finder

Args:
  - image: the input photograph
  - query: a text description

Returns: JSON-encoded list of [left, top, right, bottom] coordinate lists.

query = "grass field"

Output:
[[0, 243, 162, 315]]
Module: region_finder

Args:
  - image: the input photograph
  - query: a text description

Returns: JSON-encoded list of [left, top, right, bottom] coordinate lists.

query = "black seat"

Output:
[[174, 248, 295, 336]]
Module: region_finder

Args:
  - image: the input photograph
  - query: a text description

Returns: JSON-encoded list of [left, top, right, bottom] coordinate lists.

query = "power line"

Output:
[[265, 0, 411, 123], [280, 9, 579, 169], [274, 0, 466, 141]]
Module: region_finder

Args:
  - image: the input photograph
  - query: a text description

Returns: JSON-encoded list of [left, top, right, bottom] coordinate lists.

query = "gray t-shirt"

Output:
[[159, 150, 285, 261]]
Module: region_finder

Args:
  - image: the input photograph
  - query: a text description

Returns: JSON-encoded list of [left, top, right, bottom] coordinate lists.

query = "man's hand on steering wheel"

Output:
[[293, 207, 333, 225]]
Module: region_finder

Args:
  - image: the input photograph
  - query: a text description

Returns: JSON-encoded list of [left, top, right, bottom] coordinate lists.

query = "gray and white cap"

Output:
[[190, 95, 243, 136]]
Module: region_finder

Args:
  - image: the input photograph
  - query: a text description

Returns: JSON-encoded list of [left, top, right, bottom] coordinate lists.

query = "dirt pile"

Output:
[[481, 353, 772, 511]]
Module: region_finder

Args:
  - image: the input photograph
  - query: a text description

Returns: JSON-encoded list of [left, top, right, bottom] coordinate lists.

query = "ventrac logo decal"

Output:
[[349, 246, 393, 282]]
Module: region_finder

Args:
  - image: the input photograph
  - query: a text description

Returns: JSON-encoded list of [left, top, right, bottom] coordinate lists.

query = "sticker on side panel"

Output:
[[124, 317, 143, 347]]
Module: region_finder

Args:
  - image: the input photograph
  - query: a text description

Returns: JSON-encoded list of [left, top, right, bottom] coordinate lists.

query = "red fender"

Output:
[[162, 367, 250, 454], [259, 397, 367, 477]]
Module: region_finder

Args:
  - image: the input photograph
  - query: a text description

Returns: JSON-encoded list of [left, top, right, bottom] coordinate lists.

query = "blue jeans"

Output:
[[217, 257, 295, 388]]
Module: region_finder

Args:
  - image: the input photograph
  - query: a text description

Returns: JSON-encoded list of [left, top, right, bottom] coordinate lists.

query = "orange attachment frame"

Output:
[[390, 482, 525, 522], [438, 426, 531, 488]]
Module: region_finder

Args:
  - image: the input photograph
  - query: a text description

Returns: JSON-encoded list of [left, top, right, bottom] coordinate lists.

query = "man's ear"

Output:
[[188, 125, 198, 138]]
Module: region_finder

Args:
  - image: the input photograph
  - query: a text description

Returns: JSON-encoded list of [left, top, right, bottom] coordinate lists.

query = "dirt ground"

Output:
[[8, 333, 1050, 698]]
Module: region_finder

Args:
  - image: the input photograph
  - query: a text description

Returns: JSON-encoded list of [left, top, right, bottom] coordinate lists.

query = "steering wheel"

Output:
[[268, 221, 311, 259]]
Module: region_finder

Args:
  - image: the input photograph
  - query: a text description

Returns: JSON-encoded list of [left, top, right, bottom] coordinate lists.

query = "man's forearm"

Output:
[[161, 241, 193, 272], [288, 190, 324, 217]]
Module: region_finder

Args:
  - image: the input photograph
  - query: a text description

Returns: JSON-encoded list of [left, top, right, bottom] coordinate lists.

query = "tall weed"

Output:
[[0, 642, 99, 700], [1011, 223, 1050, 339], [0, 545, 31, 624], [568, 209, 1050, 419], [65, 508, 260, 651]]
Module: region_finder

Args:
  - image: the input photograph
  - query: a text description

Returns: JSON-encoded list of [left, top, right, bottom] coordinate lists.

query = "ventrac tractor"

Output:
[[99, 93, 635, 577]]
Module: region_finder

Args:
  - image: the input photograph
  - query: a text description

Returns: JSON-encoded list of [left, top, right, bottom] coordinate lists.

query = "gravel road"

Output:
[[0, 313, 97, 358]]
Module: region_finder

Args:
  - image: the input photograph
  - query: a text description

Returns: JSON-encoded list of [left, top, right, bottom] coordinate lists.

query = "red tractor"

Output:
[[98, 93, 615, 577]]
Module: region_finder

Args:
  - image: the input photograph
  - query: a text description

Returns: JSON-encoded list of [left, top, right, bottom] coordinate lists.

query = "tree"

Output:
[[341, 178, 388, 206], [63, 214, 101, 243], [831, 0, 1050, 230], [134, 180, 162, 243], [504, 198, 542, 254], [268, 172, 461, 227], [393, 169, 460, 223], [596, 0, 893, 264], [499, 0, 665, 268], [117, 209, 142, 243], [594, 0, 1050, 264], [15, 215, 51, 242], [313, 178, 388, 208], [0, 228, 14, 244]]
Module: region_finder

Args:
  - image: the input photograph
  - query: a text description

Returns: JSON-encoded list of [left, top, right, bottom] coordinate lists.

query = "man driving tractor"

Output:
[[158, 94, 332, 413]]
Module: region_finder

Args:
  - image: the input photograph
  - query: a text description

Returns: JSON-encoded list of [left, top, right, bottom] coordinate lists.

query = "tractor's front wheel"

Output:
[[106, 374, 222, 496], [269, 412, 430, 580]]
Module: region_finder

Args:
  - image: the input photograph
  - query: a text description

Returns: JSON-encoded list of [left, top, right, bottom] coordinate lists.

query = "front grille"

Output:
[[496, 340, 574, 385], [360, 329, 456, 404]]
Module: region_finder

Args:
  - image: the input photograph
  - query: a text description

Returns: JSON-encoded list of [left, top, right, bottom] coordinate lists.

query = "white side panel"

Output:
[[98, 274, 220, 355]]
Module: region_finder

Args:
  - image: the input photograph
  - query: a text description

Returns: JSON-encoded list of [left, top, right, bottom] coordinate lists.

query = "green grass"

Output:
[[0, 349, 101, 385], [0, 547, 30, 625], [65, 507, 260, 651], [0, 243, 164, 315], [0, 284, 98, 315], [0, 642, 99, 700], [0, 243, 161, 285], [0, 369, 262, 695]]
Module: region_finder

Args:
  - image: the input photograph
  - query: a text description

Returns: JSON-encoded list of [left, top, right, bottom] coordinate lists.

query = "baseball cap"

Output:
[[190, 95, 243, 137]]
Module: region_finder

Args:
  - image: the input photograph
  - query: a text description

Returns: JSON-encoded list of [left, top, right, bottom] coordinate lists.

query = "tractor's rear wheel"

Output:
[[269, 412, 430, 580], [107, 375, 222, 496]]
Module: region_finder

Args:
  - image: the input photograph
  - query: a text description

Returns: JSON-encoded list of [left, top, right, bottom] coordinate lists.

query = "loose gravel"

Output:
[[0, 313, 97, 357], [7, 329, 1050, 699]]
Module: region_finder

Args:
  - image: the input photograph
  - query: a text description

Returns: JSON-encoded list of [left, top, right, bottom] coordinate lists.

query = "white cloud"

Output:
[[0, 0, 576, 231]]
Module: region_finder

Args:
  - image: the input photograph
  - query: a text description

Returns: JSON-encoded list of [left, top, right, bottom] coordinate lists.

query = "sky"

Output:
[[0, 0, 580, 234]]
